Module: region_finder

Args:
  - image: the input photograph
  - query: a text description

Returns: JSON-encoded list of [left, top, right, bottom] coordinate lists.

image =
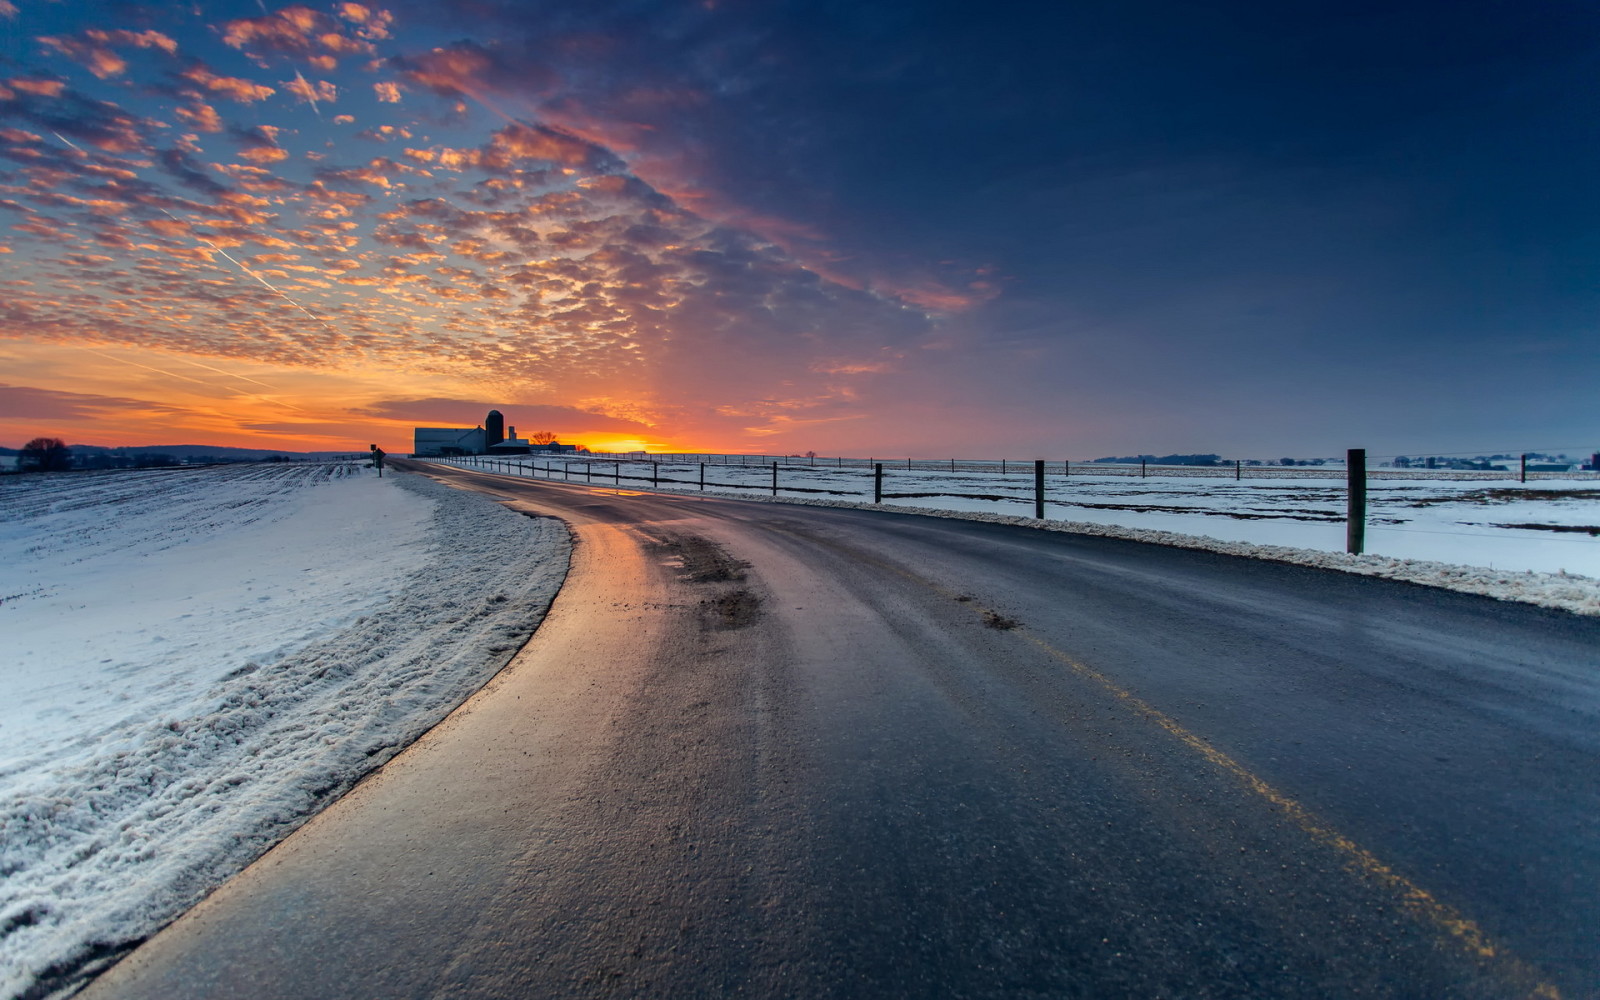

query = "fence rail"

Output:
[[424, 451, 1599, 560], [515, 452, 1596, 482]]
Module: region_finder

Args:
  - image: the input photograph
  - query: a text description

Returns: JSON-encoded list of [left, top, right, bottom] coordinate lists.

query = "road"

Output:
[[83, 461, 1600, 999]]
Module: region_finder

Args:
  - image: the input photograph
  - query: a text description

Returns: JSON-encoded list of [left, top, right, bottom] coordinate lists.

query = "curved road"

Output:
[[84, 462, 1600, 999]]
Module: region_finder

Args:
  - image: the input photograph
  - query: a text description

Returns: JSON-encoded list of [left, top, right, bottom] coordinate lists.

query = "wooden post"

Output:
[[1001, 459, 1007, 474], [1347, 448, 1367, 555], [1064, 460, 1070, 477], [613, 461, 619, 483], [699, 462, 705, 490], [874, 463, 883, 503], [1235, 459, 1242, 481], [1034, 459, 1045, 519], [771, 461, 778, 496], [1140, 459, 1146, 478], [1521, 454, 1527, 484], [906, 457, 912, 470], [652, 461, 658, 487], [950, 459, 955, 472]]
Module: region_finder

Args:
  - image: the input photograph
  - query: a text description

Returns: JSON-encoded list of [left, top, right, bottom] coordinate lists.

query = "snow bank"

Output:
[[0, 466, 570, 999], [452, 460, 1599, 616]]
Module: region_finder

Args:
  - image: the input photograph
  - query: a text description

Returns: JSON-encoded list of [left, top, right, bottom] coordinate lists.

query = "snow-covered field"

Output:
[[439, 456, 1600, 613], [0, 464, 569, 999]]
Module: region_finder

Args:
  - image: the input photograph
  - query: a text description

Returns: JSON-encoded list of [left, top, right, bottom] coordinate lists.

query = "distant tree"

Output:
[[19, 437, 72, 472], [530, 431, 558, 445], [805, 450, 817, 459]]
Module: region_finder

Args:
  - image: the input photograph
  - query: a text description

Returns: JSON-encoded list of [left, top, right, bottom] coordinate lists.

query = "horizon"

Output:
[[1, 1, 1595, 457]]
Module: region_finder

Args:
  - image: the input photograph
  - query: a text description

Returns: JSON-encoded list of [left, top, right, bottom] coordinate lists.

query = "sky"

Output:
[[0, 0, 1595, 458]]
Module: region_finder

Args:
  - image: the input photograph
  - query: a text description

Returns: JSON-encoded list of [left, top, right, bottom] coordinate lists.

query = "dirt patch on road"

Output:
[[700, 589, 762, 631], [647, 532, 749, 583]]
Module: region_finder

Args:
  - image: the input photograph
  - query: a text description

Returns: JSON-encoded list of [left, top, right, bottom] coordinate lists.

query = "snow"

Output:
[[444, 457, 1600, 615], [0, 464, 570, 999]]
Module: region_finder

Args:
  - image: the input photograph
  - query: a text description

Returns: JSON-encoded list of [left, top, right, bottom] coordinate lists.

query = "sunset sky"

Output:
[[1, 0, 1595, 457]]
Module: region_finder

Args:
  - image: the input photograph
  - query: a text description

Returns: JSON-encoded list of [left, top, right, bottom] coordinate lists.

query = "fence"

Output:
[[564, 451, 1597, 483], [424, 449, 1598, 559]]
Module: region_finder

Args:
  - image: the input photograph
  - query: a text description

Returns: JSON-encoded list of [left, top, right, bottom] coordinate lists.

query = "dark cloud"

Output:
[[0, 383, 177, 420], [388, 40, 557, 100], [0, 84, 152, 153], [156, 148, 228, 195]]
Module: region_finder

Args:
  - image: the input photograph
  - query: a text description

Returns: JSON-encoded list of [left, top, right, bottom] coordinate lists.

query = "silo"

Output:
[[485, 409, 505, 449]]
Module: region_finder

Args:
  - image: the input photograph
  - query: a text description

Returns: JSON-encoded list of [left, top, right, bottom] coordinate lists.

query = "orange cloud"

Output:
[[181, 64, 276, 103], [6, 77, 67, 97], [222, 6, 376, 65], [283, 75, 337, 104], [40, 29, 177, 79], [174, 102, 224, 132]]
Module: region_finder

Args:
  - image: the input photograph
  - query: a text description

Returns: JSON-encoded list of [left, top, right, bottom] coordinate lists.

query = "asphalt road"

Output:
[[83, 462, 1600, 999]]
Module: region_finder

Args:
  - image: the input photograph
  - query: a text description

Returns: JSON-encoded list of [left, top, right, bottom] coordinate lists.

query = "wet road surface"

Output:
[[83, 461, 1600, 998]]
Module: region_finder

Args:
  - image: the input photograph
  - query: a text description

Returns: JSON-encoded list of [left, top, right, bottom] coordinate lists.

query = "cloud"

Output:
[[282, 75, 337, 105], [221, 5, 378, 67], [40, 29, 178, 79], [180, 64, 276, 103], [389, 40, 557, 99], [0, 383, 178, 420], [231, 125, 289, 163], [358, 397, 652, 433], [157, 148, 229, 194]]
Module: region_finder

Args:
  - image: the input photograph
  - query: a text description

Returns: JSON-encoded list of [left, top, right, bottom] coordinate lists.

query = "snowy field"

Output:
[[0, 464, 569, 999], [437, 456, 1600, 614]]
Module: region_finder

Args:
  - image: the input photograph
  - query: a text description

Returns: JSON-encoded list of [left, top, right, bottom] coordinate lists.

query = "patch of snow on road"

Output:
[[0, 465, 570, 999]]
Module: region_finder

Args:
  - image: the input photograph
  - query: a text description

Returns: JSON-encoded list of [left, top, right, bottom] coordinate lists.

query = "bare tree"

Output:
[[20, 437, 72, 472], [530, 431, 558, 445]]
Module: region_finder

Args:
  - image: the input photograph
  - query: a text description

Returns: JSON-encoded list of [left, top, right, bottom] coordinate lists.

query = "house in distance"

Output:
[[412, 409, 579, 457]]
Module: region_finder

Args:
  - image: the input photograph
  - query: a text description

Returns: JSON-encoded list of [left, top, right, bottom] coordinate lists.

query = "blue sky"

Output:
[[1, 0, 1594, 456]]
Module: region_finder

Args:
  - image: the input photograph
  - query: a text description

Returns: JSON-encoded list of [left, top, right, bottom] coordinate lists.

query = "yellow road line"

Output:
[[789, 532, 1563, 999], [1010, 629, 1559, 998]]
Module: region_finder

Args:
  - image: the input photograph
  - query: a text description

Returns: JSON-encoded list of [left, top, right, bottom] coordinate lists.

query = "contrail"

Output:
[[52, 132, 86, 155], [293, 69, 324, 119], [157, 208, 342, 337], [80, 347, 218, 388], [79, 347, 308, 412], [173, 355, 288, 392], [172, 356, 309, 413]]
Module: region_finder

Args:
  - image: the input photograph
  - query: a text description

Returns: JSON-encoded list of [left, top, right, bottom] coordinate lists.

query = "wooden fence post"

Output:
[[652, 461, 658, 487], [1034, 459, 1045, 519], [1235, 459, 1241, 481], [771, 461, 778, 496], [1140, 459, 1146, 478], [874, 463, 883, 503], [1347, 448, 1367, 555], [1521, 454, 1527, 484], [699, 462, 705, 490]]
